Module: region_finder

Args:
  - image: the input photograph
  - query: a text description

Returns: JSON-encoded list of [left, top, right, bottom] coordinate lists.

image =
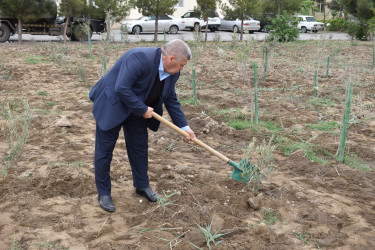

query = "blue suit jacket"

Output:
[[89, 47, 188, 131]]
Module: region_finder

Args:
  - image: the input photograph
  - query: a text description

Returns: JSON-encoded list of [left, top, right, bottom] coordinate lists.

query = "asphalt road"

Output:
[[7, 29, 351, 43]]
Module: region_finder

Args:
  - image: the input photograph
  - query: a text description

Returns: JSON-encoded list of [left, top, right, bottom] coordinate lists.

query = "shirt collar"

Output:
[[159, 54, 170, 81]]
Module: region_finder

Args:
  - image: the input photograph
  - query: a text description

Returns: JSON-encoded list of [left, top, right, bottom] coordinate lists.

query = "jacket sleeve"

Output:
[[114, 53, 149, 116]]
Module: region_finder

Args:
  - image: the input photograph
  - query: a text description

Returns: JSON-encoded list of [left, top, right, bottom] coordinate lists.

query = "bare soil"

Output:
[[0, 39, 374, 249]]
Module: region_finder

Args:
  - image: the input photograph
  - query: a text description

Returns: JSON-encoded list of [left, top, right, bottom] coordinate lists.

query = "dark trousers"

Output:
[[94, 115, 149, 195]]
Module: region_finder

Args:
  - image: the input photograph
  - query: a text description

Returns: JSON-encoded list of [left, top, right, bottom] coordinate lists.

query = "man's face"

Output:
[[163, 55, 188, 75]]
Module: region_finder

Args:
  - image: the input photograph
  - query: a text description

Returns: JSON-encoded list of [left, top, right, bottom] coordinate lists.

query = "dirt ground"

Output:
[[0, 38, 374, 249]]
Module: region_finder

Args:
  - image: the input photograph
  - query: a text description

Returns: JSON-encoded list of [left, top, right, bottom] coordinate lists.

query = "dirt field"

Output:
[[0, 38, 374, 249]]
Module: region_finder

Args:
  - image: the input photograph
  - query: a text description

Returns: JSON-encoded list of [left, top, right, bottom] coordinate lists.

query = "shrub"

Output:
[[347, 19, 370, 41], [268, 12, 299, 43], [328, 19, 349, 32]]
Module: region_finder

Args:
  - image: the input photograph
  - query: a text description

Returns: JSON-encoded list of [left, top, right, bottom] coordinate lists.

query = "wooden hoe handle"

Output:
[[151, 112, 230, 163]]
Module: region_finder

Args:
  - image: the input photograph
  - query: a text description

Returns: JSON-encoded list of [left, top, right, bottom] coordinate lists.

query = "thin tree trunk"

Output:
[[205, 20, 208, 42], [17, 19, 22, 44], [277, 0, 281, 15], [240, 18, 243, 41], [106, 8, 111, 41], [154, 16, 159, 42], [64, 13, 70, 43]]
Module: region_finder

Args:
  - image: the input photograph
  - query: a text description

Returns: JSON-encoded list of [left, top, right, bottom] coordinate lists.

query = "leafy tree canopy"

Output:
[[131, 0, 178, 17], [221, 0, 263, 20], [93, 0, 131, 22], [332, 0, 375, 20], [0, 0, 56, 22]]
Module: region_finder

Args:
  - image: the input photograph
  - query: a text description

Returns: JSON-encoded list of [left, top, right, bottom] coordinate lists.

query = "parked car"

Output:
[[181, 10, 220, 32], [179, 11, 204, 31], [218, 16, 260, 33], [295, 15, 324, 33], [121, 15, 185, 34]]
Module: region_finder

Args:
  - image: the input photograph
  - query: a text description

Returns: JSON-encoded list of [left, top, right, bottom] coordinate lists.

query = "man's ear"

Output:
[[169, 55, 175, 63]]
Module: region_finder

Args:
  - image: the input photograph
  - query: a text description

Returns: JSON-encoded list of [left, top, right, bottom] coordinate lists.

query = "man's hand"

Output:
[[185, 128, 196, 142], [143, 107, 154, 119]]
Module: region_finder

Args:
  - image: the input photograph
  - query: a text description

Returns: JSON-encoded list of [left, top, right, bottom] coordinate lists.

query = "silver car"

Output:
[[121, 15, 185, 34], [219, 16, 260, 33]]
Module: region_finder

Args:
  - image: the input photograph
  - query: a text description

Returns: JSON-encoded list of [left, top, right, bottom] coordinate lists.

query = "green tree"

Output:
[[0, 0, 54, 44], [59, 0, 86, 43], [221, 0, 263, 41], [131, 0, 178, 42], [262, 0, 301, 15], [196, 0, 218, 42], [340, 0, 375, 20], [269, 12, 299, 42], [94, 0, 131, 39], [299, 0, 318, 15]]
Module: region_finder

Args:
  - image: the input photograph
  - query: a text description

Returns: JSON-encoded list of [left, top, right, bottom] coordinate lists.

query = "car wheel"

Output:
[[312, 30, 318, 33], [133, 25, 141, 35], [0, 24, 11, 43], [193, 23, 200, 32], [301, 26, 307, 33], [169, 25, 179, 34], [233, 25, 239, 33]]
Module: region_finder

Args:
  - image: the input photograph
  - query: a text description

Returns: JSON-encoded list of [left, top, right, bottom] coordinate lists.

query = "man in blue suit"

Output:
[[89, 39, 196, 212]]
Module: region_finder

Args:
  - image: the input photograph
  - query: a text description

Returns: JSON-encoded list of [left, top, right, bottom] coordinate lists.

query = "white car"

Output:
[[180, 11, 205, 31], [121, 15, 185, 34], [295, 15, 324, 33], [219, 16, 260, 33], [181, 10, 221, 32]]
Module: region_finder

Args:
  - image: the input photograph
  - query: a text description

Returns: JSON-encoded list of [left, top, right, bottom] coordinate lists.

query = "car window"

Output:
[[160, 15, 171, 20], [182, 12, 191, 18], [306, 17, 316, 22]]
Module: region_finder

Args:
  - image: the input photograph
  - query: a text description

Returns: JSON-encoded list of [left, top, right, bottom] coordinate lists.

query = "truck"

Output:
[[0, 0, 106, 43]]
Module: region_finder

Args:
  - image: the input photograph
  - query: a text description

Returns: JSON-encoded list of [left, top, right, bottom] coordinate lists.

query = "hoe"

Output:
[[152, 112, 256, 182]]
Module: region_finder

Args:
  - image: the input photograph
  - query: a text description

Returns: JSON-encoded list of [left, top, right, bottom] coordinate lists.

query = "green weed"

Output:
[[307, 97, 334, 107], [261, 208, 279, 225], [306, 121, 338, 132], [156, 190, 177, 216], [155, 231, 188, 250], [47, 102, 57, 106], [37, 90, 48, 96], [37, 240, 69, 250], [163, 142, 177, 152], [294, 232, 321, 249], [342, 153, 372, 171], [23, 55, 48, 64], [283, 141, 330, 166], [190, 215, 231, 250], [1, 99, 32, 178], [10, 234, 22, 250]]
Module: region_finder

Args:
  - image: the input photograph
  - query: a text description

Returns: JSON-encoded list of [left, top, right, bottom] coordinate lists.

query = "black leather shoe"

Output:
[[98, 195, 115, 212], [136, 187, 160, 202]]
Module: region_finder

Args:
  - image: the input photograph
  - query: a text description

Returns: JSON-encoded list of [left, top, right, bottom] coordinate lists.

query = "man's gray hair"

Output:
[[162, 39, 192, 61]]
